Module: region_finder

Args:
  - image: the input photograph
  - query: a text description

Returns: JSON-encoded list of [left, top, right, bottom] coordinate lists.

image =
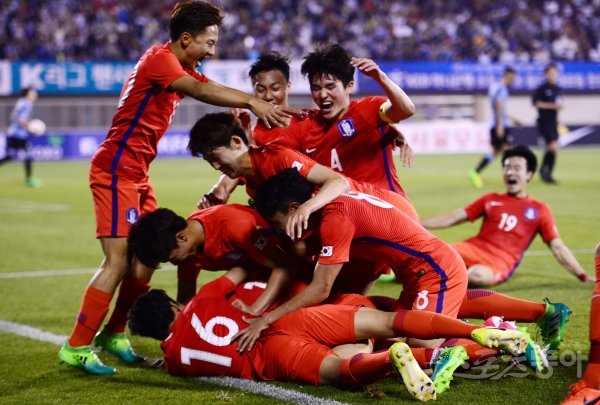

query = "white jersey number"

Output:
[[498, 213, 518, 232], [180, 314, 239, 368], [345, 191, 394, 209]]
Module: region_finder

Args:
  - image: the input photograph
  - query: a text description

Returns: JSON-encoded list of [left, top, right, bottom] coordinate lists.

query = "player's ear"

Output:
[[175, 231, 187, 243], [289, 201, 301, 213], [180, 32, 191, 48], [526, 171, 534, 182], [346, 80, 354, 93]]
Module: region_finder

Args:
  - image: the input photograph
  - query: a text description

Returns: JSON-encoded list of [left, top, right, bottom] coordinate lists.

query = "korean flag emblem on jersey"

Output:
[[337, 118, 356, 137], [320, 246, 333, 257], [126, 208, 139, 225], [524, 207, 537, 220], [291, 161, 303, 171]]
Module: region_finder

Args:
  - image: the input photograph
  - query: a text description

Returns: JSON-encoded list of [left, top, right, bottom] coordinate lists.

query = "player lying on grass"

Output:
[[422, 145, 593, 287], [128, 266, 538, 402], [561, 242, 600, 404], [188, 112, 416, 240], [59, 0, 301, 375], [199, 45, 417, 221]]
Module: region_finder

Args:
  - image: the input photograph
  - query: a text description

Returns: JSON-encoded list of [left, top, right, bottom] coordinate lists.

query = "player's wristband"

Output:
[[578, 273, 589, 282]]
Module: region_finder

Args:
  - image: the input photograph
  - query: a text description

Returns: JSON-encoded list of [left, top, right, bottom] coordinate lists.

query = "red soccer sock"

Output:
[[440, 338, 499, 366], [392, 310, 478, 340], [458, 289, 547, 322], [68, 286, 113, 347], [582, 256, 600, 387], [409, 347, 436, 368], [105, 276, 150, 334], [336, 351, 392, 389], [368, 295, 397, 312]]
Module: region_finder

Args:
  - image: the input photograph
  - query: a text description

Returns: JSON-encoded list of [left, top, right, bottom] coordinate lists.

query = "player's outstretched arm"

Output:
[[232, 263, 343, 352], [198, 174, 239, 209], [286, 164, 350, 239], [421, 208, 468, 229], [169, 76, 300, 128], [549, 238, 595, 283], [351, 57, 415, 123]]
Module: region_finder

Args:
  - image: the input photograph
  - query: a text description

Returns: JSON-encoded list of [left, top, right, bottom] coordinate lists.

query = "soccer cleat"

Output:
[[560, 379, 600, 405], [468, 170, 483, 188], [470, 327, 527, 356], [520, 329, 548, 373], [389, 342, 436, 402], [25, 176, 43, 188], [430, 346, 469, 394], [377, 273, 398, 283], [540, 170, 559, 185], [94, 327, 145, 363], [536, 299, 571, 352], [58, 343, 116, 375]]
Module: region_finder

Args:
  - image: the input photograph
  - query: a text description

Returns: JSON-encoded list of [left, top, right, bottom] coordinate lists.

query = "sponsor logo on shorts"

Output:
[[224, 251, 243, 261], [126, 208, 139, 225], [337, 118, 356, 138], [415, 290, 429, 310], [320, 246, 333, 257], [524, 207, 537, 220]]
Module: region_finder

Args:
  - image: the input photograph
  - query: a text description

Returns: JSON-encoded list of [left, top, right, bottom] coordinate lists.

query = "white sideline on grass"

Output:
[[0, 319, 348, 405]]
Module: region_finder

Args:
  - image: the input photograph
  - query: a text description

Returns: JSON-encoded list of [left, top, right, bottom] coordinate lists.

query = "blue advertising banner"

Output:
[[3, 61, 600, 96], [359, 62, 600, 94]]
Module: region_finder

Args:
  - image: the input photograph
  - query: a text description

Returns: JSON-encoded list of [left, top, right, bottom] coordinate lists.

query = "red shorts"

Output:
[[394, 246, 468, 318], [262, 304, 360, 385], [89, 164, 157, 238], [453, 241, 513, 285]]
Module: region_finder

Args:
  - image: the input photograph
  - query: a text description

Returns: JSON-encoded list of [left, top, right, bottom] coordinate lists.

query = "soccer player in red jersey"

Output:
[[189, 113, 417, 240], [59, 1, 299, 375], [232, 169, 468, 352], [422, 145, 593, 288], [128, 267, 532, 401], [561, 242, 600, 404]]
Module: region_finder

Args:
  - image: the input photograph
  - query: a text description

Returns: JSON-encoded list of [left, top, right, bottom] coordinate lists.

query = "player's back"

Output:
[[161, 277, 266, 378], [322, 192, 451, 272]]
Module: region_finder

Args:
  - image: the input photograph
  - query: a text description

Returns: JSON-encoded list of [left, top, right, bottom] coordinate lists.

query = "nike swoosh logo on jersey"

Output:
[[306, 148, 317, 153], [490, 201, 503, 206]]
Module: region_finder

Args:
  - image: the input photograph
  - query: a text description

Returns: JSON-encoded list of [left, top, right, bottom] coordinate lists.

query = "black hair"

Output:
[[128, 289, 177, 341], [20, 87, 34, 97], [253, 169, 315, 219], [301, 43, 354, 87], [249, 52, 291, 83], [502, 145, 538, 174], [188, 112, 249, 157], [169, 1, 224, 42], [503, 66, 516, 75], [128, 208, 188, 268], [544, 63, 558, 73]]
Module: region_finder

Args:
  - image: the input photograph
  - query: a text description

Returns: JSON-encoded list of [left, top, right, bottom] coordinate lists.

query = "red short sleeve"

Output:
[[464, 195, 488, 222], [254, 146, 317, 179], [356, 96, 388, 126], [538, 203, 559, 243], [197, 276, 236, 297], [143, 49, 194, 90], [317, 210, 355, 265]]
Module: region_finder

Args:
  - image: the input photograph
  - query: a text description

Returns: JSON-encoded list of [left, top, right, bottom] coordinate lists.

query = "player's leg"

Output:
[[97, 179, 157, 362], [23, 140, 42, 187], [540, 126, 559, 184], [0, 137, 16, 166], [467, 264, 496, 287], [469, 130, 500, 187]]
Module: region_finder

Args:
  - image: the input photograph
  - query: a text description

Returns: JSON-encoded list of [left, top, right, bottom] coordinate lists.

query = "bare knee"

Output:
[[467, 265, 495, 287], [595, 243, 600, 258]]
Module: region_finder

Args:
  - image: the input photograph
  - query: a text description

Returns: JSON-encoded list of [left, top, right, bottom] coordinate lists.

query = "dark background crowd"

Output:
[[2, 0, 599, 62]]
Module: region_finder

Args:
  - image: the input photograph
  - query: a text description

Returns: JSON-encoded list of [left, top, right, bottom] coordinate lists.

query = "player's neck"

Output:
[[188, 219, 206, 248], [168, 41, 191, 69], [507, 190, 528, 199]]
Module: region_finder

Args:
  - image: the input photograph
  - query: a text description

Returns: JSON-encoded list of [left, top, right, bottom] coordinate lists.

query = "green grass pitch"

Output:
[[0, 148, 598, 404]]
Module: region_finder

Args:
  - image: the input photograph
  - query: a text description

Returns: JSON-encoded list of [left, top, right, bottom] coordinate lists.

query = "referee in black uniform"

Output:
[[532, 63, 562, 184]]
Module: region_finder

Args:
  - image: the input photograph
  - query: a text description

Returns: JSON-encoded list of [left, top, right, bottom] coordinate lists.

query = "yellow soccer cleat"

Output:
[[389, 342, 436, 402]]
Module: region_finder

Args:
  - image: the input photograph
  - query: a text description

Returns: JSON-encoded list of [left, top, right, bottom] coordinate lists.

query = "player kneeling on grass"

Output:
[[422, 145, 593, 288], [128, 266, 536, 402]]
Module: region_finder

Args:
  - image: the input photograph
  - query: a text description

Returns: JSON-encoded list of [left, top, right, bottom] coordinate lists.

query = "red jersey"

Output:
[[462, 192, 559, 273], [275, 96, 406, 196], [162, 276, 268, 377], [252, 112, 314, 146], [243, 144, 399, 206], [177, 204, 277, 282], [91, 43, 207, 181], [307, 191, 455, 278]]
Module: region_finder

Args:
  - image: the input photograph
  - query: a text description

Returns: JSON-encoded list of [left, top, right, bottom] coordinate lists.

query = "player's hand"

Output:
[[231, 108, 252, 132], [249, 99, 301, 129], [351, 57, 383, 81], [197, 192, 224, 209], [286, 204, 312, 240], [587, 276, 596, 283], [231, 299, 255, 315], [388, 126, 415, 168], [232, 316, 269, 352]]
